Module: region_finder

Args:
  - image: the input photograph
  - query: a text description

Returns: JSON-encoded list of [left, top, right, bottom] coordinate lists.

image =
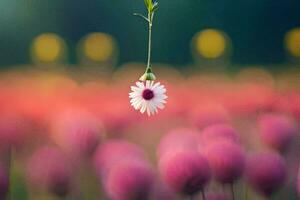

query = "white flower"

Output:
[[129, 81, 167, 116]]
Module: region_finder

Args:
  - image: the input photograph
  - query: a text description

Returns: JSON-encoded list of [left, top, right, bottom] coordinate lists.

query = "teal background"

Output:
[[0, 0, 299, 68]]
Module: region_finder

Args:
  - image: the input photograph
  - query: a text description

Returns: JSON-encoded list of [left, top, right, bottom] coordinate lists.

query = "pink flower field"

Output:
[[0, 66, 299, 200]]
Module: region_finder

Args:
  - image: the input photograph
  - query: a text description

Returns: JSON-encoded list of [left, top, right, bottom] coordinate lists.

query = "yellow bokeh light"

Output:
[[32, 33, 64, 62], [285, 28, 300, 57], [196, 29, 226, 59], [83, 33, 114, 61]]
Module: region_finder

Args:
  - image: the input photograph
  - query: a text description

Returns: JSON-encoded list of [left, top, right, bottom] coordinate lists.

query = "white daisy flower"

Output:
[[129, 81, 167, 116]]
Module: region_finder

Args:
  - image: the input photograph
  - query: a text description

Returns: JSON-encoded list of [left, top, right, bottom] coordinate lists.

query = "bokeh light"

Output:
[[194, 29, 227, 59], [31, 33, 66, 64], [80, 32, 116, 62], [285, 28, 300, 58]]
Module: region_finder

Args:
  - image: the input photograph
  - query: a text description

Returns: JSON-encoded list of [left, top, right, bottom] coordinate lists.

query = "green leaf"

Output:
[[133, 13, 150, 22], [144, 0, 153, 11], [151, 2, 159, 12]]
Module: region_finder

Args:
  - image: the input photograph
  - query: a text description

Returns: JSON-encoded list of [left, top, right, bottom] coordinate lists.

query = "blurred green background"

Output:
[[0, 0, 299, 68]]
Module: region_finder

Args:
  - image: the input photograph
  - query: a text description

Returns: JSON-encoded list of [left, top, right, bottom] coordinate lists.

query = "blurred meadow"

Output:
[[0, 1, 300, 200]]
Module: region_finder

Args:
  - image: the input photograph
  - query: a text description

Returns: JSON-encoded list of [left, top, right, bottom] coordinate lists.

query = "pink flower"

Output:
[[203, 141, 246, 184], [51, 110, 103, 158], [93, 139, 154, 200], [93, 140, 146, 178], [200, 123, 240, 145], [26, 147, 71, 196], [246, 152, 286, 196], [0, 114, 29, 147], [158, 150, 211, 195], [258, 114, 297, 152], [157, 128, 199, 157], [105, 160, 154, 200]]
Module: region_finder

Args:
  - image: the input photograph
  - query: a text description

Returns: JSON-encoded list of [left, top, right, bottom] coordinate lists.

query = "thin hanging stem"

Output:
[[146, 12, 153, 70], [134, 0, 158, 81]]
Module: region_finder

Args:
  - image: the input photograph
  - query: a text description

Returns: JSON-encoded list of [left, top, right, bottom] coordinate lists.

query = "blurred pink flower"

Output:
[[101, 113, 133, 136], [157, 128, 199, 157], [93, 138, 154, 200], [105, 160, 154, 200], [0, 114, 29, 148], [200, 123, 240, 145], [246, 152, 286, 196], [51, 110, 103, 158], [158, 150, 211, 196], [26, 147, 71, 196], [258, 113, 297, 152], [203, 141, 246, 184], [93, 140, 147, 179]]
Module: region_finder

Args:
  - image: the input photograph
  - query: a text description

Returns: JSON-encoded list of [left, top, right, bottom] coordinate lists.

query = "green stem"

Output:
[[245, 185, 248, 200], [231, 184, 235, 200], [146, 12, 153, 70], [201, 190, 206, 200]]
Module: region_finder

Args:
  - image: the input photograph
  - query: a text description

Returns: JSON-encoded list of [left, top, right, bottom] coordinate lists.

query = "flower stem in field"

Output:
[[231, 183, 235, 200], [201, 190, 206, 200]]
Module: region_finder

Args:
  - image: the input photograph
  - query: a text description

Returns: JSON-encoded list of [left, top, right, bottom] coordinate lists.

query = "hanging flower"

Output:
[[130, 0, 165, 116], [129, 81, 167, 116]]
